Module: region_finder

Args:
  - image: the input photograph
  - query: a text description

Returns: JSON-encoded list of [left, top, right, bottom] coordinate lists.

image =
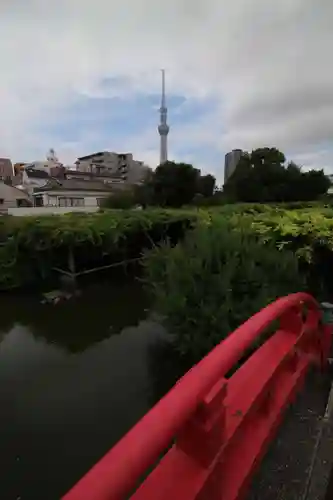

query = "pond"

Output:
[[0, 276, 173, 499]]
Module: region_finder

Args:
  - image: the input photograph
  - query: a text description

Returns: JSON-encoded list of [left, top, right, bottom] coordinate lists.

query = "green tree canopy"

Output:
[[150, 161, 201, 207], [224, 147, 330, 202], [197, 174, 216, 198]]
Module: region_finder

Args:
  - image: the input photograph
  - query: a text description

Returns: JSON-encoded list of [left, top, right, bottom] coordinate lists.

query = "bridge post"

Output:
[[176, 378, 227, 468]]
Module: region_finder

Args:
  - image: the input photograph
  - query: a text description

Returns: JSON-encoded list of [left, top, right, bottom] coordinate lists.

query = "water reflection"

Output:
[[146, 340, 192, 406], [0, 278, 150, 353], [0, 279, 173, 500]]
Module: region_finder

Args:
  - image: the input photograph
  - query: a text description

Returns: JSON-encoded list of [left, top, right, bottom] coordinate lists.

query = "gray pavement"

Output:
[[247, 367, 332, 500]]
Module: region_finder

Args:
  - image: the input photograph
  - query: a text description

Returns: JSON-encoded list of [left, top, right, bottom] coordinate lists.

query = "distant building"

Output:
[[0, 158, 14, 183], [0, 182, 31, 209], [13, 162, 27, 175], [32, 178, 123, 208], [24, 160, 60, 175], [75, 151, 149, 185], [224, 149, 243, 184], [21, 167, 50, 195], [15, 164, 132, 198], [23, 149, 63, 175], [64, 169, 125, 185]]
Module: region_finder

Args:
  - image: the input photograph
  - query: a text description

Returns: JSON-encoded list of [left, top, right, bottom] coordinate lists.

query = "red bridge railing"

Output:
[[63, 293, 332, 500]]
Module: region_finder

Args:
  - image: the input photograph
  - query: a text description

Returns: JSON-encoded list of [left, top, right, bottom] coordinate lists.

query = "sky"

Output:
[[1, 0, 332, 183]]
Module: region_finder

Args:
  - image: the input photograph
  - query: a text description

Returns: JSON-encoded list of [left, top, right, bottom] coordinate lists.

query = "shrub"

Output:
[[100, 190, 137, 209], [143, 218, 305, 360], [0, 209, 198, 290], [191, 191, 227, 207]]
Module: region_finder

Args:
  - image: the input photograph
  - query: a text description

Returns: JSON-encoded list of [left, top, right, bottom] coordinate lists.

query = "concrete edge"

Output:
[[301, 368, 333, 500]]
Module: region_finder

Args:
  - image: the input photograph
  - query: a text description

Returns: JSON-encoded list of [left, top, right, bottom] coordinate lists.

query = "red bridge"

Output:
[[63, 293, 333, 500]]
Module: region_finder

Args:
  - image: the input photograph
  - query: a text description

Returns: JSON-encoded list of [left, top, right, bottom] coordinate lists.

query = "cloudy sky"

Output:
[[1, 0, 332, 182]]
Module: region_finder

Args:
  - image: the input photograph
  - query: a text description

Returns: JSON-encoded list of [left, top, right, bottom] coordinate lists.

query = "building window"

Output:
[[72, 198, 84, 207], [0, 199, 4, 204], [34, 196, 44, 207], [17, 199, 31, 207], [58, 197, 85, 207]]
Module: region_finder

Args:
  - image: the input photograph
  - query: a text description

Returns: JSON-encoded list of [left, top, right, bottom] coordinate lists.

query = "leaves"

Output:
[[0, 209, 199, 289], [143, 217, 305, 361], [224, 147, 330, 203]]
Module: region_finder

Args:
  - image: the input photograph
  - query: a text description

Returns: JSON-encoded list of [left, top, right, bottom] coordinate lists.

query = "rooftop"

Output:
[[34, 178, 116, 193], [25, 168, 50, 179], [77, 151, 108, 161], [65, 170, 123, 180], [0, 158, 12, 165], [77, 151, 131, 161]]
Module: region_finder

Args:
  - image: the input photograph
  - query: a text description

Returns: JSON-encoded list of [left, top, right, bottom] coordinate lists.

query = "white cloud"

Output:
[[0, 0, 332, 176]]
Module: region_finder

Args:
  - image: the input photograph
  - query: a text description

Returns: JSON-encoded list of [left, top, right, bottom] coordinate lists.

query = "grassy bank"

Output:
[[143, 216, 305, 360], [2, 202, 333, 299], [143, 203, 333, 361], [225, 205, 333, 298], [0, 209, 198, 290], [2, 202, 333, 363]]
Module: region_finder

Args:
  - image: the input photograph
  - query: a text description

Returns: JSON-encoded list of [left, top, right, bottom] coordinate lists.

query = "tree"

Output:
[[298, 169, 330, 201], [151, 161, 200, 207], [100, 190, 137, 209], [197, 174, 216, 197], [224, 147, 330, 203], [133, 169, 155, 208]]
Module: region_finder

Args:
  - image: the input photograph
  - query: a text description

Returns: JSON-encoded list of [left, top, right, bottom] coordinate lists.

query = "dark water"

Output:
[[0, 278, 171, 500]]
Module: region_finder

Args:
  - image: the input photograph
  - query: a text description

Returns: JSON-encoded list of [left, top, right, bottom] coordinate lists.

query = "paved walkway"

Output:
[[325, 466, 333, 500], [247, 368, 332, 500]]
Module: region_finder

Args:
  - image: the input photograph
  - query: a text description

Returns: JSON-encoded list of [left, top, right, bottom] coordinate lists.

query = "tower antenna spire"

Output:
[[161, 69, 166, 108], [158, 69, 169, 164]]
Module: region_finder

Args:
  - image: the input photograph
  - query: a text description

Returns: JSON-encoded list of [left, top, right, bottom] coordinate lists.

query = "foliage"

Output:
[[196, 174, 216, 198], [137, 162, 217, 208], [100, 190, 137, 209], [151, 161, 200, 207], [243, 208, 333, 257], [0, 209, 198, 290], [224, 147, 330, 203], [3, 201, 333, 303], [143, 218, 304, 360], [132, 169, 156, 208], [202, 204, 333, 299], [191, 189, 227, 207]]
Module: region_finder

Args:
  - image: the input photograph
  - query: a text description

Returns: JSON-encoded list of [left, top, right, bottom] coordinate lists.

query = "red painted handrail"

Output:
[[63, 293, 332, 500]]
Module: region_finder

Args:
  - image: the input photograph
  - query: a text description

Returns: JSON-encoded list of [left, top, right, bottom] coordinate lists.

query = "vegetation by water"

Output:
[[141, 203, 333, 360], [2, 202, 333, 292], [224, 204, 333, 298], [143, 216, 305, 360], [2, 201, 333, 361], [0, 209, 197, 290]]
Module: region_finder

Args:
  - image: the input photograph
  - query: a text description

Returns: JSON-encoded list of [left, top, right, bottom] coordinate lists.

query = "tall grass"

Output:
[[143, 218, 305, 361]]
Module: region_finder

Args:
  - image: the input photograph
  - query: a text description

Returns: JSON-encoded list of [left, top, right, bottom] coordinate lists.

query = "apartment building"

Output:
[[224, 149, 243, 185], [75, 151, 149, 184], [0, 158, 14, 183]]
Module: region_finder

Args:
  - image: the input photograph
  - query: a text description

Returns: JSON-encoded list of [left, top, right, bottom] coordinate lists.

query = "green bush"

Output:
[[100, 190, 137, 209], [0, 209, 198, 290], [191, 191, 227, 207], [143, 218, 305, 360]]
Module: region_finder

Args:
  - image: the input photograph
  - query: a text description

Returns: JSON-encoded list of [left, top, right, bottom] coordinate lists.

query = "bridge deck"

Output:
[[247, 367, 332, 500]]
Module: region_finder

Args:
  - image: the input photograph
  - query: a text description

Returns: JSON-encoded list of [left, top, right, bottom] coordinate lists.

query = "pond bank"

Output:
[[0, 209, 197, 291]]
